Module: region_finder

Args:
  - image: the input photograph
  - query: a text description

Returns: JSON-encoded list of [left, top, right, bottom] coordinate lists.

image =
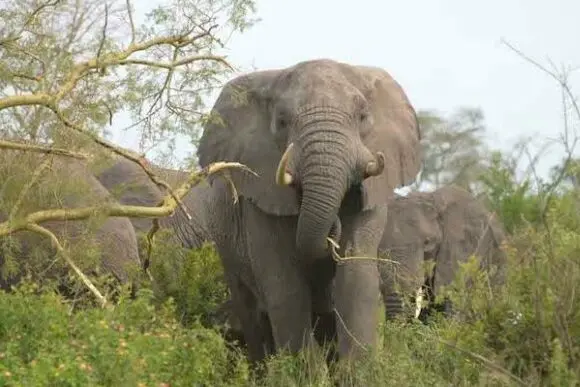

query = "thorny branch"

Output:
[[0, 7, 233, 218], [501, 38, 580, 215], [0, 0, 62, 46], [414, 330, 526, 386], [125, 0, 136, 45], [142, 161, 258, 277], [25, 223, 109, 307], [0, 0, 250, 305], [326, 237, 400, 266], [0, 162, 252, 238], [0, 139, 88, 159], [0, 161, 254, 305]]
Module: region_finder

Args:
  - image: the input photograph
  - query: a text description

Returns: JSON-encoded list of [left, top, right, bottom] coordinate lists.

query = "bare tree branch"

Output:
[[25, 223, 108, 307], [125, 0, 136, 45], [9, 155, 53, 220], [501, 38, 580, 215], [0, 160, 254, 304], [0, 161, 253, 237], [0, 139, 88, 159]]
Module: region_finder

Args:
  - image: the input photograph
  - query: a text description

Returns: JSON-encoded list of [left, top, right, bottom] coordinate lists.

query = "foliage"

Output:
[[0, 0, 257, 306], [146, 229, 229, 328], [551, 157, 580, 191], [0, 283, 250, 386], [0, 0, 257, 157], [4, 168, 580, 385], [415, 106, 490, 192], [478, 151, 544, 233]]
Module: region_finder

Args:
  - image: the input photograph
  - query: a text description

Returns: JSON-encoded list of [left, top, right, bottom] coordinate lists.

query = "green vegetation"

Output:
[[2, 0, 580, 386], [2, 155, 580, 386]]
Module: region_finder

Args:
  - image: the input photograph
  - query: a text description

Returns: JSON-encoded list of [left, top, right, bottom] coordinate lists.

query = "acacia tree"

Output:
[[0, 0, 257, 305], [412, 106, 490, 193]]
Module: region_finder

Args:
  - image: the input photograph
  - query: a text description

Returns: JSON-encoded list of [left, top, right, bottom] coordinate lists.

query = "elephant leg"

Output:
[[380, 246, 426, 322], [227, 275, 272, 363], [244, 205, 314, 356], [429, 264, 456, 320], [310, 272, 338, 363], [334, 205, 387, 360], [379, 263, 405, 321], [262, 271, 313, 355], [417, 273, 453, 323], [384, 291, 405, 320], [260, 254, 313, 354]]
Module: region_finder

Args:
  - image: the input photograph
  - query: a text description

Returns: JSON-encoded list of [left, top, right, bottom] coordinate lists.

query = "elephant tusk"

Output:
[[365, 151, 385, 178], [414, 287, 424, 319], [275, 142, 294, 185]]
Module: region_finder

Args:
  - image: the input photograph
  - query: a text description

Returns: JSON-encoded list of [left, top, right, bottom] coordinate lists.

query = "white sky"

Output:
[[112, 0, 580, 183]]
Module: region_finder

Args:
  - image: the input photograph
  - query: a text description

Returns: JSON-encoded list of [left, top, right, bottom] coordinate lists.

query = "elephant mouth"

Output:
[[275, 141, 385, 187], [274, 139, 383, 260]]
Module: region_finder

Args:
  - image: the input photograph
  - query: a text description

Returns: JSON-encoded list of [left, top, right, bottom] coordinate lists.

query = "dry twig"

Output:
[[0, 161, 254, 305]]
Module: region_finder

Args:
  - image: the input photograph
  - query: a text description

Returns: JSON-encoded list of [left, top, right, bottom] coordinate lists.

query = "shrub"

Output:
[[3, 156, 580, 386], [145, 230, 229, 329], [0, 283, 249, 386]]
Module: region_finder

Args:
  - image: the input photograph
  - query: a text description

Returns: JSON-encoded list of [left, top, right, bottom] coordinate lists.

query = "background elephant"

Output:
[[95, 155, 249, 346], [196, 58, 422, 362], [0, 150, 141, 295], [94, 155, 214, 253], [378, 185, 508, 322]]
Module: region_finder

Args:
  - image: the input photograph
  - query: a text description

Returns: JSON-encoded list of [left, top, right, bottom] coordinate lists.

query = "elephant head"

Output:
[[197, 59, 421, 263], [380, 185, 507, 320]]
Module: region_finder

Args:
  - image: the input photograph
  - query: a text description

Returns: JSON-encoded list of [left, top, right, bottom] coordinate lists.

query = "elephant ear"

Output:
[[340, 64, 422, 207], [197, 70, 300, 216], [431, 185, 505, 295]]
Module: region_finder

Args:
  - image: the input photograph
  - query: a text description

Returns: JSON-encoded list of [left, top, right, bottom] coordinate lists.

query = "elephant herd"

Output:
[[0, 59, 508, 366]]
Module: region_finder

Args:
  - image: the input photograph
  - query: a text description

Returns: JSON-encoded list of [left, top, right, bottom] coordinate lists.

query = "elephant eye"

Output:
[[278, 116, 288, 128], [358, 106, 372, 124], [424, 237, 437, 252]]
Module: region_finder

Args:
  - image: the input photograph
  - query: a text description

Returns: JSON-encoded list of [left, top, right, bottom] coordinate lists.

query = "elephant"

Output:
[[378, 185, 508, 322], [94, 155, 213, 253], [0, 150, 141, 295], [95, 155, 249, 345], [195, 58, 422, 363]]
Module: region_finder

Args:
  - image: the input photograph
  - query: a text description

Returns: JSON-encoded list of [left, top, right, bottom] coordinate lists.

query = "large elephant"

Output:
[[379, 185, 508, 322], [196, 58, 422, 362], [0, 150, 141, 294]]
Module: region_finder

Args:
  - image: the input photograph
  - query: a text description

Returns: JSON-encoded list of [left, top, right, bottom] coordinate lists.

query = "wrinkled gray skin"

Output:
[[379, 185, 507, 321], [0, 151, 141, 291], [196, 59, 422, 362]]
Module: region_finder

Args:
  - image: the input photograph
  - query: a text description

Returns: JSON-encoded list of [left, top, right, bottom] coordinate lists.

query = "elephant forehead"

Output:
[[276, 66, 361, 106]]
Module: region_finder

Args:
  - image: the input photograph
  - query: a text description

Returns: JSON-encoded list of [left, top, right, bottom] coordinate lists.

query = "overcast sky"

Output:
[[113, 0, 580, 182]]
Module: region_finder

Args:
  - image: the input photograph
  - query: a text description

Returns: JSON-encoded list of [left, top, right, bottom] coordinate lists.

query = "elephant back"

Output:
[[0, 150, 141, 291]]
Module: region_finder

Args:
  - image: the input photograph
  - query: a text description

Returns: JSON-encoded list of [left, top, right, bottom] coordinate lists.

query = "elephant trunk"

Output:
[[296, 159, 350, 260], [384, 292, 404, 320], [275, 124, 385, 262]]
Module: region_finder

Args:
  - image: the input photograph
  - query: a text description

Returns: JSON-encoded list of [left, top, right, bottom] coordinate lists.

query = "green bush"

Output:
[[0, 283, 249, 387], [3, 157, 580, 386], [145, 230, 229, 328]]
